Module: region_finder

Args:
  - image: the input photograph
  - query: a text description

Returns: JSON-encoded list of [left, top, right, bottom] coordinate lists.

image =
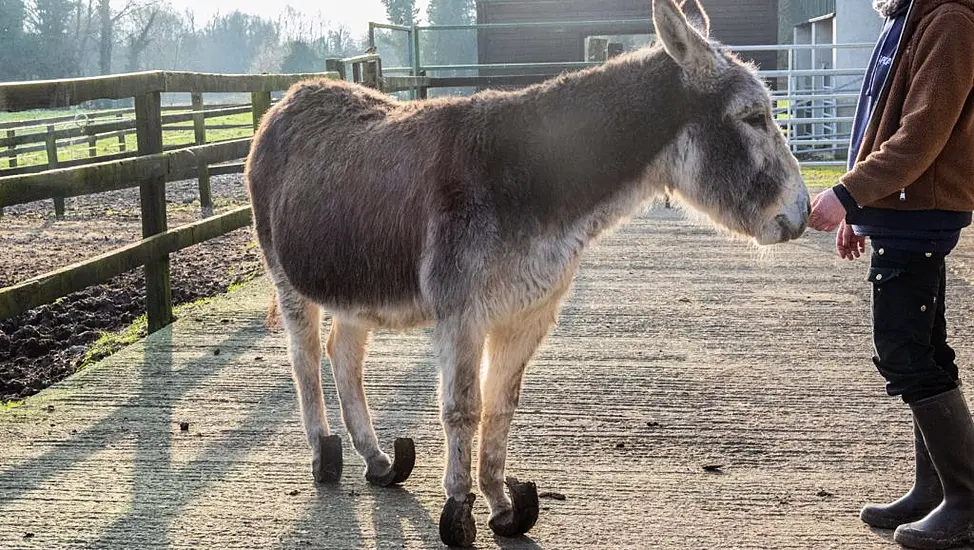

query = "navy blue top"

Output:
[[835, 1, 971, 254]]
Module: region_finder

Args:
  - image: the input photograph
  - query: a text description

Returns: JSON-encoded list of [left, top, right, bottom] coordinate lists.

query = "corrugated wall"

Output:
[[475, 0, 780, 71], [789, 0, 836, 25]]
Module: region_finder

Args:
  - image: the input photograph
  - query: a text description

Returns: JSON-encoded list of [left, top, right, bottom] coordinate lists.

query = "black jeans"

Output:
[[869, 247, 960, 403]]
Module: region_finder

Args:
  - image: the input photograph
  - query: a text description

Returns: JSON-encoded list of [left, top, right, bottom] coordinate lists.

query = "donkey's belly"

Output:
[[273, 194, 426, 309]]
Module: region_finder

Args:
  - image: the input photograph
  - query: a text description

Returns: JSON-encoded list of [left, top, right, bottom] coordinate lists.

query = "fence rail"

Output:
[[0, 70, 336, 332]]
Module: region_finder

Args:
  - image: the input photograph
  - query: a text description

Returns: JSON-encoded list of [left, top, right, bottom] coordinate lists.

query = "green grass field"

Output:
[[0, 110, 254, 168]]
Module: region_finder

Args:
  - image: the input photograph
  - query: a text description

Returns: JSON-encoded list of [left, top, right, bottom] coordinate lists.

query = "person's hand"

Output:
[[836, 220, 866, 260], [809, 188, 846, 232]]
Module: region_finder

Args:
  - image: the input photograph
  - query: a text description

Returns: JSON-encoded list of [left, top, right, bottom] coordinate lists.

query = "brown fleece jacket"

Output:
[[840, 0, 974, 211]]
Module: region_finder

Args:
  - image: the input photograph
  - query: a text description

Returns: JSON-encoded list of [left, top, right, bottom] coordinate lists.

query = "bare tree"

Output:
[[124, 5, 157, 71]]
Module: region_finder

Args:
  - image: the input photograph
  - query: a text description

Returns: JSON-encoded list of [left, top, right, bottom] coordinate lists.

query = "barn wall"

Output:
[[476, 0, 780, 71]]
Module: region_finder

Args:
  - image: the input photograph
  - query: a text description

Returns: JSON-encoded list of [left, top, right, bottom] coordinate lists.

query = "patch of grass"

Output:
[[801, 166, 844, 190], [75, 292, 239, 370], [78, 314, 148, 370], [1, 400, 25, 412]]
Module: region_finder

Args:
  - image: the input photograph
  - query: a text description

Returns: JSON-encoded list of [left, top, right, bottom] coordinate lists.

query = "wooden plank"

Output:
[[0, 106, 134, 130], [0, 72, 165, 112], [0, 149, 138, 179], [0, 206, 252, 321], [135, 91, 172, 332], [161, 71, 337, 94], [162, 124, 252, 131], [207, 162, 245, 177], [0, 139, 250, 207], [192, 92, 213, 217], [0, 71, 337, 113], [160, 105, 252, 125], [46, 125, 66, 220], [166, 139, 251, 179], [427, 74, 557, 88]]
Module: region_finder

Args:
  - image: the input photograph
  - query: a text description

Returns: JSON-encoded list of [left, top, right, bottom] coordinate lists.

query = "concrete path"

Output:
[[3, 204, 973, 549]]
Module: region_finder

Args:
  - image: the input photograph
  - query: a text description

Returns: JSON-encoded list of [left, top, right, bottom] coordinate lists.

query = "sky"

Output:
[[166, 0, 431, 32]]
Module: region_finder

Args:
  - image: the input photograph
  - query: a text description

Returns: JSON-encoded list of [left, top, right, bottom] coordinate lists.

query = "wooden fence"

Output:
[[0, 100, 259, 218], [0, 70, 335, 332]]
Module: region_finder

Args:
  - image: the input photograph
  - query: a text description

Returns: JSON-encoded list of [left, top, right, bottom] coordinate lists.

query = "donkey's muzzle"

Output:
[[775, 213, 808, 242]]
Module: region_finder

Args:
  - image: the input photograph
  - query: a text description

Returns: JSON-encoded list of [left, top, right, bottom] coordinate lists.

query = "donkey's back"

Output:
[[246, 79, 440, 311]]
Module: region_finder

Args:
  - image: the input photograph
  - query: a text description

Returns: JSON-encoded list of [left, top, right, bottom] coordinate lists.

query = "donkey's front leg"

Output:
[[435, 318, 486, 547], [480, 305, 557, 538]]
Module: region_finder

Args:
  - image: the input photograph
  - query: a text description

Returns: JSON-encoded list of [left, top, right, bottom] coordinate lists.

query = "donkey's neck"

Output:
[[485, 47, 695, 235]]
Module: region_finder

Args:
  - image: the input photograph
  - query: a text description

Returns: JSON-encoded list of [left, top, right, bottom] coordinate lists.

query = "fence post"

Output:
[[325, 58, 346, 80], [135, 91, 173, 333], [191, 92, 213, 217], [363, 58, 382, 90], [587, 38, 608, 63], [45, 125, 65, 220], [5, 129, 15, 169], [251, 91, 271, 132], [116, 113, 127, 152], [88, 135, 97, 158], [2, 129, 15, 218], [411, 27, 422, 100]]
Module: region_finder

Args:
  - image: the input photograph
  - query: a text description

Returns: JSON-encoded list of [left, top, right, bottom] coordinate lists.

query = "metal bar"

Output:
[[412, 27, 421, 101], [776, 117, 854, 124], [369, 22, 412, 32]]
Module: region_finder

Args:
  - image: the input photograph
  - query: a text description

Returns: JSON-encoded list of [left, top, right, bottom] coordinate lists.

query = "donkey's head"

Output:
[[653, 0, 809, 245]]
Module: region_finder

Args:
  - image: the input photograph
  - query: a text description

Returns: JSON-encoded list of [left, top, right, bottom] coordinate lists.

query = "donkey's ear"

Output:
[[678, 0, 711, 38], [653, 0, 716, 73]]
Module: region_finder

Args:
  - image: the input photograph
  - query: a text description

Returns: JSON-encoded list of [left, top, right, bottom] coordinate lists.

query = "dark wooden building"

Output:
[[476, 0, 780, 75]]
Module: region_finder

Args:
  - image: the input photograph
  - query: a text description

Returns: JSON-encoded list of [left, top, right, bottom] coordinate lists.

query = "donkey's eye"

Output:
[[743, 112, 767, 129]]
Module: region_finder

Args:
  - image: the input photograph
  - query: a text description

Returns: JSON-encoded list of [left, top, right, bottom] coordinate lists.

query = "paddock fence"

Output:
[[0, 70, 336, 332]]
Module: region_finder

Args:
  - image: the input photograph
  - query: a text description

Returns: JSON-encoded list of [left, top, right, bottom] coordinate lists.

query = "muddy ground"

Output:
[[0, 175, 263, 401]]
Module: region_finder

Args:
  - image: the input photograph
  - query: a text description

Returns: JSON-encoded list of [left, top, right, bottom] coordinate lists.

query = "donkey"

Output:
[[245, 0, 809, 545]]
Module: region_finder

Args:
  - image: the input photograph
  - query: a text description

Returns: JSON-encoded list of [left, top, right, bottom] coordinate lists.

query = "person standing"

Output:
[[808, 0, 974, 548]]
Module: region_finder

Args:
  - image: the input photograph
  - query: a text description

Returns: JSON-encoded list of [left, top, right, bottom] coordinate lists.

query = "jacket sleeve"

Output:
[[839, 9, 974, 207]]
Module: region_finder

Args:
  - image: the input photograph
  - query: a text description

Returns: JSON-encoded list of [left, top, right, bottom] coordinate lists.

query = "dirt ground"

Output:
[[2, 182, 974, 404], [2, 204, 973, 549], [0, 175, 263, 401]]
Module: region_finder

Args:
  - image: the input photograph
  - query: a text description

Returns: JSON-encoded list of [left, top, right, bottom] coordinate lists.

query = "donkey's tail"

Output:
[[265, 292, 283, 333]]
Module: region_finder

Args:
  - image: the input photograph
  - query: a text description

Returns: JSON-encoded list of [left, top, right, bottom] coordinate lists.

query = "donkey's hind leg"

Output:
[[327, 317, 414, 486], [435, 316, 487, 548], [479, 300, 560, 538], [271, 269, 342, 483]]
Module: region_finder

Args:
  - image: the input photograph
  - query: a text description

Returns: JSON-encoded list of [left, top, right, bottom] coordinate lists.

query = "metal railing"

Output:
[[366, 19, 874, 166]]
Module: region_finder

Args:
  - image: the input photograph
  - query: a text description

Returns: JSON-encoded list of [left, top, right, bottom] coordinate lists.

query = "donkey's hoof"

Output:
[[439, 493, 477, 547], [488, 477, 539, 537], [366, 438, 416, 486], [313, 434, 343, 483]]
